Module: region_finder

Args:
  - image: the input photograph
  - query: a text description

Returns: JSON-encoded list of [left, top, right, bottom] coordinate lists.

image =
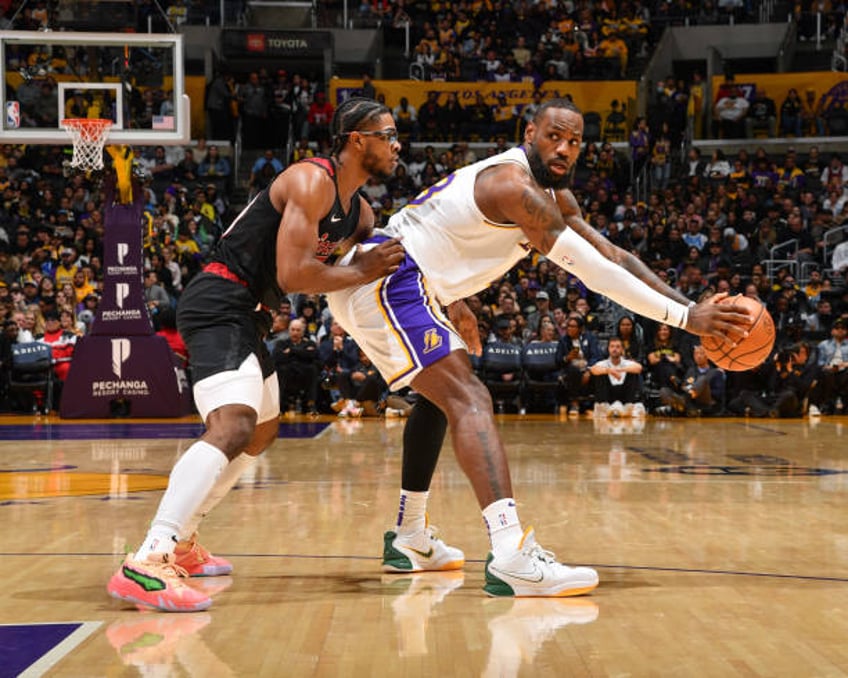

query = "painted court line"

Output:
[[1, 552, 845, 585], [12, 621, 101, 678], [0, 422, 328, 441]]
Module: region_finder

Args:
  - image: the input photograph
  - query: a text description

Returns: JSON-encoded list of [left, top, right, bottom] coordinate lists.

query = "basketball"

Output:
[[701, 295, 775, 371]]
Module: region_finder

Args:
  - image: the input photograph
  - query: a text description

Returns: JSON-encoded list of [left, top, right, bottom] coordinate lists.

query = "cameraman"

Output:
[[659, 344, 724, 416], [317, 320, 359, 413], [767, 348, 805, 417], [727, 348, 806, 418]]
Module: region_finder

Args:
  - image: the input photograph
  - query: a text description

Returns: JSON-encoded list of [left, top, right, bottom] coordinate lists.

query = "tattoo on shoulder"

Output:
[[520, 187, 557, 232]]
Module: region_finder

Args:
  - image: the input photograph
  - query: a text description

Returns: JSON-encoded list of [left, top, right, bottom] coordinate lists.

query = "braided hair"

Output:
[[329, 96, 392, 157]]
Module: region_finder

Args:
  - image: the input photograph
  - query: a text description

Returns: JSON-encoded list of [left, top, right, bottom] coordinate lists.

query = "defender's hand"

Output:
[[686, 292, 752, 343], [448, 300, 482, 357], [351, 238, 405, 282]]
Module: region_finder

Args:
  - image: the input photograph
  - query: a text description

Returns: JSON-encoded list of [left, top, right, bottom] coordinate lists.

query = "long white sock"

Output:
[[482, 498, 524, 558], [395, 489, 429, 537], [137, 441, 228, 559], [179, 452, 258, 540]]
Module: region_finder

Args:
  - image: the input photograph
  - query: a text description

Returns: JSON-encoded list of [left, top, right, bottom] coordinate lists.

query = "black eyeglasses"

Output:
[[348, 128, 399, 145]]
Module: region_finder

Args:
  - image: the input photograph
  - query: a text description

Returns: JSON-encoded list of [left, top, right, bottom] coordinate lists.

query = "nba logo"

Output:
[[6, 101, 19, 129]]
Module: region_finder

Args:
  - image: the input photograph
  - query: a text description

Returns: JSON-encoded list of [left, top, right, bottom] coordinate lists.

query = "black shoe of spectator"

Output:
[[667, 393, 687, 413]]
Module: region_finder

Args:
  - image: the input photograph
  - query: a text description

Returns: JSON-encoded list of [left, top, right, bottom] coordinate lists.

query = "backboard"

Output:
[[0, 30, 189, 145]]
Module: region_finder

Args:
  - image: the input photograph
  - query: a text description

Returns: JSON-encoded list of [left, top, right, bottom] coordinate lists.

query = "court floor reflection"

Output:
[[482, 598, 600, 678], [383, 571, 465, 657]]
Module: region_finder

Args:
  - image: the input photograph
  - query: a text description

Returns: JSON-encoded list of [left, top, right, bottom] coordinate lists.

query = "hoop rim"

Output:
[[61, 118, 113, 130]]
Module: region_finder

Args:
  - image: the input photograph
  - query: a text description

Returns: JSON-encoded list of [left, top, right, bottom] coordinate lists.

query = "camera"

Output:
[[775, 348, 793, 371]]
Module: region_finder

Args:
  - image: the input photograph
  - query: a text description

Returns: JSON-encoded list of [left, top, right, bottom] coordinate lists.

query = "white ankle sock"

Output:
[[395, 490, 429, 538], [137, 441, 228, 559], [179, 452, 258, 540], [482, 498, 523, 559]]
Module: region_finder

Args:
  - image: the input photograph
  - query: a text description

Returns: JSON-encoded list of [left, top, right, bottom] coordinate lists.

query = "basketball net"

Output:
[[61, 118, 112, 171]]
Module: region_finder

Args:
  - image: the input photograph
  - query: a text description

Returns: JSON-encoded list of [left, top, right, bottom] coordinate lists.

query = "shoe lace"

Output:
[[190, 540, 212, 562], [425, 524, 444, 543], [149, 555, 191, 580], [523, 541, 557, 565]]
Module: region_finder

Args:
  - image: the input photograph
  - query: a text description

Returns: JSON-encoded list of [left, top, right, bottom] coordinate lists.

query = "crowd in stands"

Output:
[[2, 99, 848, 418], [4, 0, 848, 418], [251, 121, 848, 420], [387, 0, 767, 83], [210, 68, 847, 155]]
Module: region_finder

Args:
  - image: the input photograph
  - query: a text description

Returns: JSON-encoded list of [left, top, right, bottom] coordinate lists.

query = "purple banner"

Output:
[[60, 334, 192, 418], [90, 178, 153, 336], [61, 177, 191, 418]]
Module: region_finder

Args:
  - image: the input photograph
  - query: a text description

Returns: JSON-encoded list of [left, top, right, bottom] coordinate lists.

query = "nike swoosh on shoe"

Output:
[[491, 564, 544, 583]]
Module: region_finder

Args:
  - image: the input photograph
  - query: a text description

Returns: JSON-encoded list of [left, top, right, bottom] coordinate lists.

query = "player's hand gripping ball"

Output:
[[701, 295, 775, 371]]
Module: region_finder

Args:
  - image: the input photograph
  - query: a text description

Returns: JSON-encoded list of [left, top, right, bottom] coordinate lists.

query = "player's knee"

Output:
[[249, 421, 278, 454], [442, 375, 491, 417], [469, 378, 494, 411], [207, 410, 257, 456]]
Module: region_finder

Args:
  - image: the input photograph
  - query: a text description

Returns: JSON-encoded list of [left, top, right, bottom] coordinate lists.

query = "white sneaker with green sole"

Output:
[[484, 527, 598, 597]]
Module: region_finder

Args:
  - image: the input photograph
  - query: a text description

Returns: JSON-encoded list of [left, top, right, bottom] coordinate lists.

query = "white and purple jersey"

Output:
[[380, 146, 536, 306], [328, 147, 542, 388]]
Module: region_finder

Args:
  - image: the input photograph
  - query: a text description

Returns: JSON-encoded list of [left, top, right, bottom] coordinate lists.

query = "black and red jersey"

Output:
[[208, 156, 362, 309]]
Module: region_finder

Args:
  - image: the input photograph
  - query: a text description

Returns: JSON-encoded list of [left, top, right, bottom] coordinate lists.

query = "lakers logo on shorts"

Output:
[[422, 328, 443, 354]]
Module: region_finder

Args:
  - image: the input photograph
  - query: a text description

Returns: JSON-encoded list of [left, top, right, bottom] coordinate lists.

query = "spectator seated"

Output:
[[589, 337, 645, 417], [8, 342, 54, 414], [482, 340, 523, 414], [521, 340, 560, 413]]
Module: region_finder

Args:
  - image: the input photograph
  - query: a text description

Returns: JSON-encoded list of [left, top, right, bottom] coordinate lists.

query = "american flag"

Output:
[[152, 116, 174, 130]]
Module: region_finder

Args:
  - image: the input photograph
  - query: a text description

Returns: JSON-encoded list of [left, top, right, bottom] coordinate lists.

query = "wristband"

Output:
[[678, 301, 696, 330]]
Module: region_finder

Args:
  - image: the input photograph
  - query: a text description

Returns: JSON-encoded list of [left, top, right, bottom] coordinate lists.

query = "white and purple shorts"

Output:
[[326, 238, 466, 390]]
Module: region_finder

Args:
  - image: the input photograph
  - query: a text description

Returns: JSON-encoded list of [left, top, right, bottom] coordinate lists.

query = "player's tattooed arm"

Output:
[[477, 164, 564, 252], [555, 189, 692, 306], [517, 186, 565, 253]]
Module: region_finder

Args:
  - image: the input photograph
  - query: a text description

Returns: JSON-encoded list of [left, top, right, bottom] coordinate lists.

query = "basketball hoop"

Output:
[[61, 118, 112, 171]]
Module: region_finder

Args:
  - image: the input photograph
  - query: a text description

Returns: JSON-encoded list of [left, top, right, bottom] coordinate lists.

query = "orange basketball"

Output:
[[701, 295, 775, 371]]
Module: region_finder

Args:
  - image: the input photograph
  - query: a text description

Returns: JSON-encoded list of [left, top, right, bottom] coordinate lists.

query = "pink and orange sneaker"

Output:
[[107, 552, 212, 612], [173, 535, 233, 577]]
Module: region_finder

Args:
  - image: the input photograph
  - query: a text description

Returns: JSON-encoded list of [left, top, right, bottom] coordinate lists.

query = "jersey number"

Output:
[[408, 173, 456, 206]]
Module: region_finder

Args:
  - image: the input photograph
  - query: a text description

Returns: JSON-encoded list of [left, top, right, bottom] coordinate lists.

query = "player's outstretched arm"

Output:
[[480, 165, 750, 339], [553, 189, 692, 305], [274, 168, 403, 294]]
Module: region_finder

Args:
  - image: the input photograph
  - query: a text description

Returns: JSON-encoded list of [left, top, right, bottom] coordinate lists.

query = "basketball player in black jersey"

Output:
[[107, 98, 409, 612]]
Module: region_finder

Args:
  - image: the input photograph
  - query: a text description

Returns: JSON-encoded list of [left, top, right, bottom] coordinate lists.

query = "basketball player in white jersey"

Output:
[[326, 98, 750, 596]]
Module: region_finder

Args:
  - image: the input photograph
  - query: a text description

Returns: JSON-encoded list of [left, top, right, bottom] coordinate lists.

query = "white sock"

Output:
[[395, 489, 429, 538], [482, 498, 524, 559], [137, 441, 228, 559], [179, 452, 258, 540]]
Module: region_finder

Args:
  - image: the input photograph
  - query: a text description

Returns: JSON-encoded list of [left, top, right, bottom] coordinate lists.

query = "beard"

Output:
[[362, 150, 393, 181], [525, 144, 573, 190]]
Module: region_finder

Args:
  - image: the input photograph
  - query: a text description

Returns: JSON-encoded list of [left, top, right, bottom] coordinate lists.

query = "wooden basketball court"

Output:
[[2, 412, 847, 677]]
